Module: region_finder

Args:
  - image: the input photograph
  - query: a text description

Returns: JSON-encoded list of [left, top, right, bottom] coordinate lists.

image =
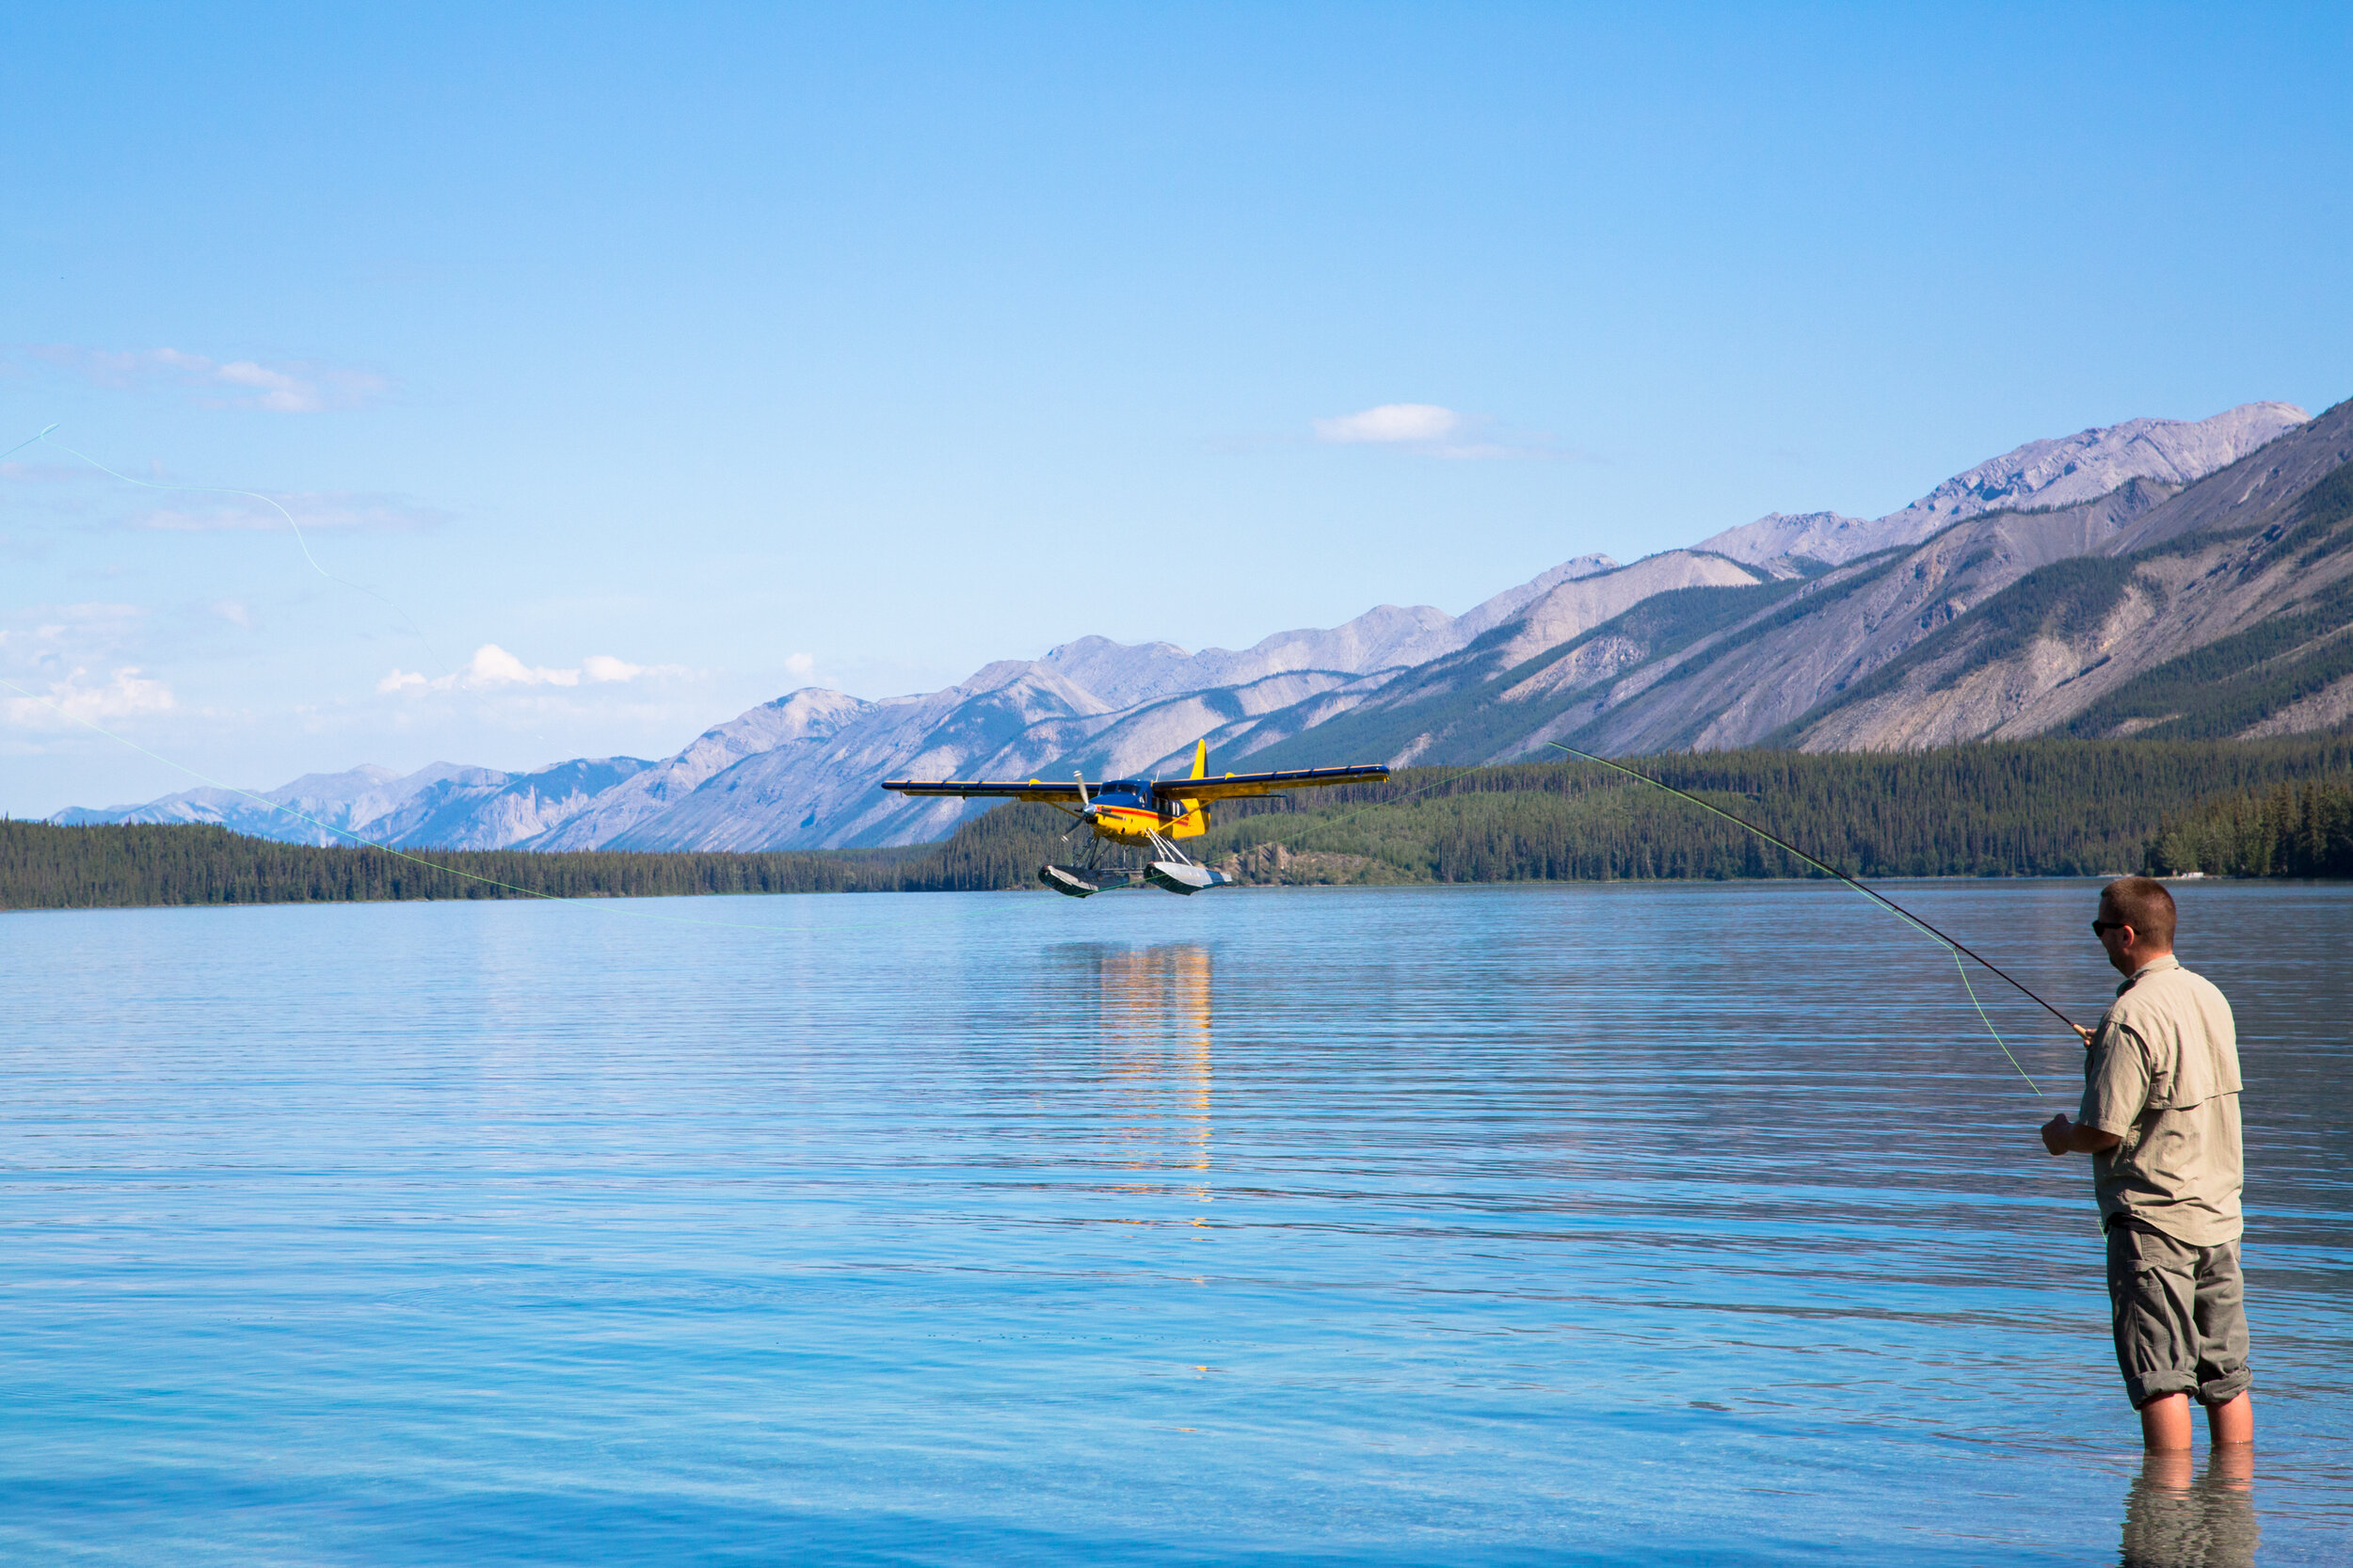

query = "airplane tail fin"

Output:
[[1191, 739, 1208, 780]]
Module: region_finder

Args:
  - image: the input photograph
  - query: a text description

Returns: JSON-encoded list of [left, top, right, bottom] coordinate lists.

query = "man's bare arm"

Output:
[[2041, 1114, 2122, 1157]]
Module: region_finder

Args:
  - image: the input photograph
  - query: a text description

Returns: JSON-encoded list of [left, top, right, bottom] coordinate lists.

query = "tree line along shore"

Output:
[[6, 738, 2349, 912]]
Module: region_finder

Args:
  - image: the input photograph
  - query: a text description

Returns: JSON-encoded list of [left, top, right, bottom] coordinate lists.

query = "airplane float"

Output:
[[881, 741, 1389, 898]]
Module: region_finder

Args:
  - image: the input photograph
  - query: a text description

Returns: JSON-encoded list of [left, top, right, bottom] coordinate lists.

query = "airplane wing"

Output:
[[880, 778, 1089, 801], [1152, 764, 1390, 803]]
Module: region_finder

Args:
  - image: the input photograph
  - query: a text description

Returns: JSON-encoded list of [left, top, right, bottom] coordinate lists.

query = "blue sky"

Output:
[[5, 3, 2348, 815]]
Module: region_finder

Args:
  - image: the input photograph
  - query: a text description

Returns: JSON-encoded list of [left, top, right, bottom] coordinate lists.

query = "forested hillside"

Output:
[[12, 738, 2347, 910], [0, 822, 916, 910], [2146, 777, 2353, 877], [1189, 738, 2353, 884]]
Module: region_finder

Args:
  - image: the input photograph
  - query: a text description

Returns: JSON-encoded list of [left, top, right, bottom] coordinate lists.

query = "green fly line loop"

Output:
[[1547, 742, 2059, 1096], [33, 428, 460, 680]]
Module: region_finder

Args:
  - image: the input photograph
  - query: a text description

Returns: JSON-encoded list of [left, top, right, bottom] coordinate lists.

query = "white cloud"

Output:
[[1, 601, 151, 664], [212, 360, 325, 412], [1, 666, 175, 728], [582, 654, 642, 683], [1313, 404, 1463, 444], [1309, 402, 1570, 460], [131, 492, 446, 533], [784, 652, 816, 676], [379, 644, 678, 695], [24, 345, 390, 413]]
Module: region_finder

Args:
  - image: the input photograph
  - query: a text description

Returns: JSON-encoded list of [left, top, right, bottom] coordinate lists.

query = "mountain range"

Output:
[[59, 398, 2352, 852]]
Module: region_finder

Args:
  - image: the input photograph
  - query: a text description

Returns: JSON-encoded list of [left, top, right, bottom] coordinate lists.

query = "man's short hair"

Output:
[[2103, 875, 2178, 948]]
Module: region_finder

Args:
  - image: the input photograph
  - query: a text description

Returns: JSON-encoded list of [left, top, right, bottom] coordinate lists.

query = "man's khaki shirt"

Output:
[[2078, 953, 2244, 1246]]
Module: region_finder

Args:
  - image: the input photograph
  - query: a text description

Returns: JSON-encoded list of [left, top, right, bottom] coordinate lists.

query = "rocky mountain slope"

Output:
[[1696, 402, 2306, 567], [64, 399, 2345, 851], [1238, 400, 2349, 770], [1793, 403, 2353, 750]]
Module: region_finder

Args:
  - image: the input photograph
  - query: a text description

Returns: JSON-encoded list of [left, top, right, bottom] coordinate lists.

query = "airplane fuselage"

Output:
[[1084, 782, 1205, 847]]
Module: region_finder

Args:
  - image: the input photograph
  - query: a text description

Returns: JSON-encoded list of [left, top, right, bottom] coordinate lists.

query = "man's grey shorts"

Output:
[[2105, 1219, 2251, 1409]]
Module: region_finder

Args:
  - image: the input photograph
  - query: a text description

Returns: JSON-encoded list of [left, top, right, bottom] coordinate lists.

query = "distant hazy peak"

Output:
[[696, 687, 871, 752], [1700, 401, 2309, 567], [1454, 552, 1620, 636], [1018, 552, 1620, 712], [1686, 512, 1871, 569]]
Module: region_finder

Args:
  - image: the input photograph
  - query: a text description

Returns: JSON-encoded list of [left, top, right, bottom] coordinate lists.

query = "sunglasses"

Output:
[[2091, 920, 2128, 935]]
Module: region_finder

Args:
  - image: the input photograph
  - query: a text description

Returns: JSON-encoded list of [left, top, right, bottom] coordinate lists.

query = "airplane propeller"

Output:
[[1062, 772, 1097, 839]]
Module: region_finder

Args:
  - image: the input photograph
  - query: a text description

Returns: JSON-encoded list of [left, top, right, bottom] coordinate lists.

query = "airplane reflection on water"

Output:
[[1086, 944, 1212, 1198]]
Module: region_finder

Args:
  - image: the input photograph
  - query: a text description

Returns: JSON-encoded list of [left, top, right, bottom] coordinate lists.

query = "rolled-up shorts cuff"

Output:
[[2124, 1371, 2198, 1410], [2129, 1368, 2251, 1408], [2198, 1368, 2251, 1407]]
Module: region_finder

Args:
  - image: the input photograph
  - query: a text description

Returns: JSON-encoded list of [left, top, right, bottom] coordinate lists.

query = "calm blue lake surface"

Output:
[[2, 880, 2346, 1564]]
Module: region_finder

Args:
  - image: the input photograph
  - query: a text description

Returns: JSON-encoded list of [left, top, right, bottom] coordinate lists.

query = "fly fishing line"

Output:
[[31, 426, 460, 680], [1225, 762, 1491, 868], [1547, 741, 2066, 1096]]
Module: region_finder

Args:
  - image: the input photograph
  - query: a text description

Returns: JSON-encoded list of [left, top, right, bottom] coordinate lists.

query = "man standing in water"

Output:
[[2040, 876, 2253, 1451]]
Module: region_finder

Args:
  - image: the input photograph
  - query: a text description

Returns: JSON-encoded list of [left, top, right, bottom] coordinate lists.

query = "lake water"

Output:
[[2, 880, 2346, 1564]]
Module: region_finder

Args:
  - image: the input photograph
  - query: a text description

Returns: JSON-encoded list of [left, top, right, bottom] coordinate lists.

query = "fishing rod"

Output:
[[1546, 742, 2081, 1051]]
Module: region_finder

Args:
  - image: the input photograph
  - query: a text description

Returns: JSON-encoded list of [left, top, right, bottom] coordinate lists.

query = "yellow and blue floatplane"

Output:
[[881, 741, 1389, 898]]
